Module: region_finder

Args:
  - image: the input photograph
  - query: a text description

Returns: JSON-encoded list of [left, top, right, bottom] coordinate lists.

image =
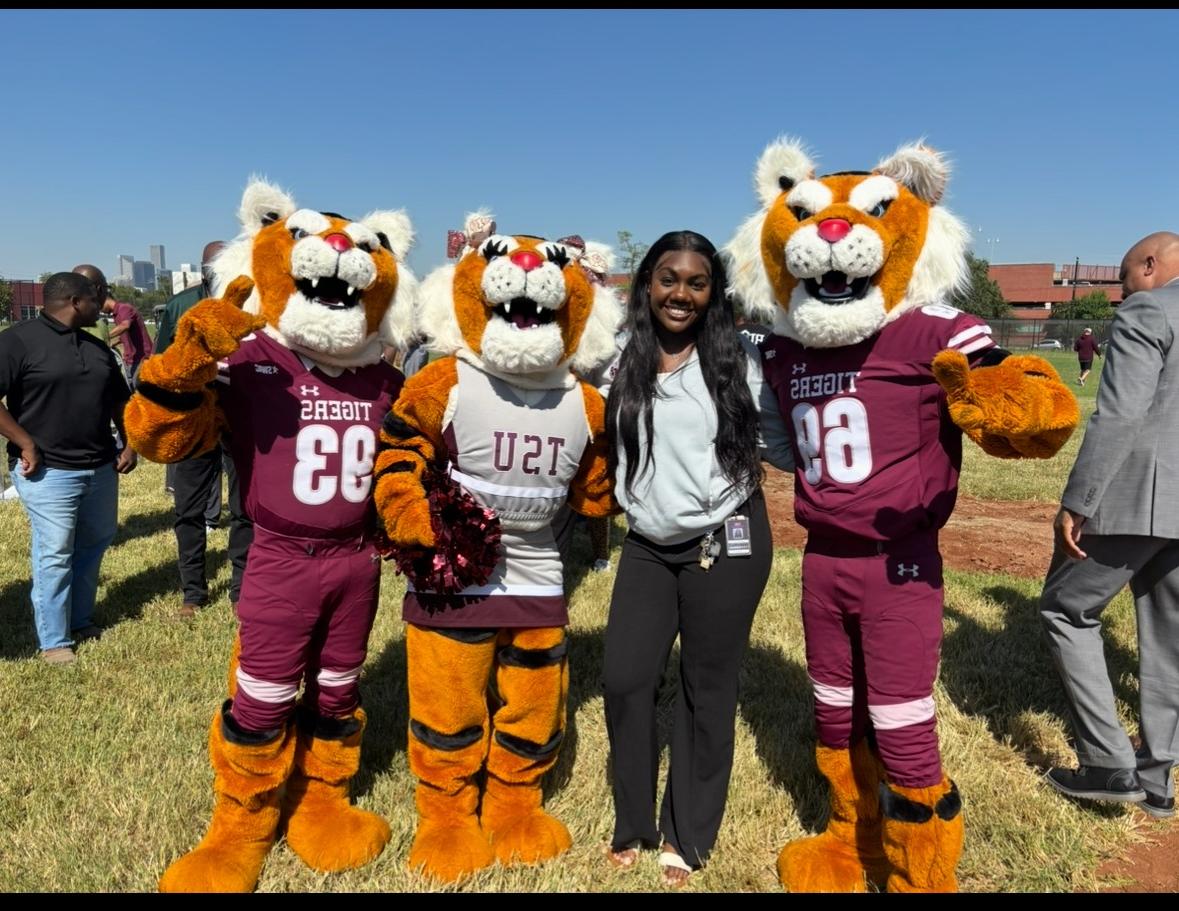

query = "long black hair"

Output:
[[606, 230, 762, 500]]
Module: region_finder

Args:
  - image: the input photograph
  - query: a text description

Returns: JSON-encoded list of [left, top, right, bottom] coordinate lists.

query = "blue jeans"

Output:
[[13, 463, 118, 650]]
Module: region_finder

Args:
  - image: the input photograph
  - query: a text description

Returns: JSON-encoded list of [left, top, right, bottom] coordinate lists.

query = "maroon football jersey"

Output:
[[761, 305, 996, 541], [218, 332, 403, 538]]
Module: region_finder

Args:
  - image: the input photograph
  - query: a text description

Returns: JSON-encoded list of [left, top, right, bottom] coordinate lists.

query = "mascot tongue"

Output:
[[512, 311, 541, 329]]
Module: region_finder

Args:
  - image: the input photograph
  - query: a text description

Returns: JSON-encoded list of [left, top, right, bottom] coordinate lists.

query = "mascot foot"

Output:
[[777, 741, 889, 892], [481, 774, 572, 865], [159, 703, 294, 893], [408, 782, 494, 882], [879, 776, 963, 893], [283, 708, 390, 873], [408, 815, 494, 883]]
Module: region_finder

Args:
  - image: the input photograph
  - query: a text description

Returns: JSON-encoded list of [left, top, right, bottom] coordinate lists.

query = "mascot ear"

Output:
[[238, 177, 297, 235], [361, 209, 415, 261], [875, 142, 950, 205], [755, 137, 816, 208]]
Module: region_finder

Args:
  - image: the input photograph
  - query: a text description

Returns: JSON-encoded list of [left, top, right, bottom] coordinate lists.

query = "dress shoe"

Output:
[[1045, 766, 1145, 802]]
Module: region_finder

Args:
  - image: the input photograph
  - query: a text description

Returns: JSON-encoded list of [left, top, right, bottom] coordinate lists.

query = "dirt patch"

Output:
[[1099, 822, 1179, 891], [761, 467, 1057, 580]]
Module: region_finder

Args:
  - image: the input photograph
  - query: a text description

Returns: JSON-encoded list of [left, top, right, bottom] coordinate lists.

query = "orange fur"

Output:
[[778, 742, 890, 893], [760, 174, 929, 313], [932, 350, 1079, 459], [881, 777, 963, 893], [374, 357, 458, 548], [568, 380, 617, 518], [158, 710, 294, 893], [451, 236, 597, 360], [126, 278, 261, 462], [282, 708, 391, 873]]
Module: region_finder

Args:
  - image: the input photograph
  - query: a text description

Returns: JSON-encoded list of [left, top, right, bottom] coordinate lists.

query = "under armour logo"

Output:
[[793, 363, 807, 375], [897, 563, 920, 578], [300, 385, 320, 396], [254, 364, 278, 375]]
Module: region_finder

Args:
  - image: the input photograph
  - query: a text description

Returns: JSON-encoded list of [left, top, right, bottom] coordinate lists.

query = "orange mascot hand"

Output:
[[138, 276, 266, 393], [932, 350, 1080, 459]]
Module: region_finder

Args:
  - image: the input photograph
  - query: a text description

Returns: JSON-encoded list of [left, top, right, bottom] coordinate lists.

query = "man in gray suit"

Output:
[[1040, 231, 1179, 820]]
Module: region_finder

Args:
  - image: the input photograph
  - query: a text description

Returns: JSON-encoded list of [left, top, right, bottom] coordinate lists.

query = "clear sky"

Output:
[[1, 10, 1172, 281]]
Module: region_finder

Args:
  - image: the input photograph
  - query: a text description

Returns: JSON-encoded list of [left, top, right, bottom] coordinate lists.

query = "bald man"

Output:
[[1041, 231, 1179, 820]]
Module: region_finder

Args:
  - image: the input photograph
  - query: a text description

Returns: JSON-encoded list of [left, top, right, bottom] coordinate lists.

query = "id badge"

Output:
[[724, 514, 752, 557]]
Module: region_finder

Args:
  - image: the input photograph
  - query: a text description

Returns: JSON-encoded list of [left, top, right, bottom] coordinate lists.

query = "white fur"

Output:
[[480, 320, 565, 374], [343, 222, 380, 252], [778, 285, 887, 348], [755, 137, 817, 208], [785, 180, 833, 219], [875, 142, 949, 205], [848, 175, 899, 213], [481, 234, 520, 257], [277, 292, 370, 357], [380, 267, 418, 351], [286, 209, 330, 236], [481, 257, 567, 311], [416, 264, 464, 354], [571, 283, 624, 374], [783, 223, 885, 281], [723, 211, 778, 322], [359, 209, 414, 261], [238, 178, 297, 235]]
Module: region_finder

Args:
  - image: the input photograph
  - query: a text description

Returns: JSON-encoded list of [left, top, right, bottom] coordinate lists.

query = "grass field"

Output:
[[0, 428, 1154, 892]]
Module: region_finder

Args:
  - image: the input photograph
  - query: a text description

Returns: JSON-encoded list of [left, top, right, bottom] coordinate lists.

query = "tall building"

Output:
[[132, 261, 156, 292], [150, 244, 166, 271], [116, 254, 134, 286]]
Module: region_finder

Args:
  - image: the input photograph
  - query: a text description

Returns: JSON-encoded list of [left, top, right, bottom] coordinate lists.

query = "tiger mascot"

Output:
[[374, 213, 620, 882], [725, 140, 1079, 892], [126, 179, 417, 892]]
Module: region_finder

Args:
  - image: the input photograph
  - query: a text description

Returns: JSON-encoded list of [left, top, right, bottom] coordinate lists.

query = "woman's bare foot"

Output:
[[607, 843, 640, 869]]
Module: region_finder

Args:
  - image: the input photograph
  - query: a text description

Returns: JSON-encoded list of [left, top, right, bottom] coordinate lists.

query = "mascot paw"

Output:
[[408, 816, 494, 883], [778, 833, 883, 893], [182, 279, 266, 358], [932, 349, 1079, 458], [159, 843, 269, 894], [383, 497, 436, 549], [285, 804, 391, 873], [485, 808, 572, 866]]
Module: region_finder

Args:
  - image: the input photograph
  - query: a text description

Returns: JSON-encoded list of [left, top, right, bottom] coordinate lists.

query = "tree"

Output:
[[157, 272, 174, 297], [949, 253, 1010, 318], [0, 274, 12, 322], [616, 230, 649, 279], [37, 271, 54, 283], [1052, 290, 1114, 321]]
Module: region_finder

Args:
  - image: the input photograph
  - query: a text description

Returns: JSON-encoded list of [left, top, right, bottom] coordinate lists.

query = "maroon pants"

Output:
[[802, 533, 944, 787], [231, 527, 381, 733]]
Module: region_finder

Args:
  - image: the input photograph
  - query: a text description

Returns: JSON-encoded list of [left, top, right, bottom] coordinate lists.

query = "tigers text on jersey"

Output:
[[403, 360, 591, 629], [218, 331, 404, 538], [761, 305, 995, 542]]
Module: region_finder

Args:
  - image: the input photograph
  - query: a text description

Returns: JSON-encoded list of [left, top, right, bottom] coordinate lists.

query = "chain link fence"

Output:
[[987, 317, 1114, 350]]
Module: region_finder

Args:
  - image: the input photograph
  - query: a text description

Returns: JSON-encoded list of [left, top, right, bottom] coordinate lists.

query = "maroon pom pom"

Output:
[[380, 465, 501, 594]]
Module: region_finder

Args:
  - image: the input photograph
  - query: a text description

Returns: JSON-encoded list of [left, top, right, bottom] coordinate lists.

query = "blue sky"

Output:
[[1, 10, 1172, 281]]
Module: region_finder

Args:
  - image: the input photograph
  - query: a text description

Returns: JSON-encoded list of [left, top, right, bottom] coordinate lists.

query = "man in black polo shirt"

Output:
[[0, 272, 137, 664]]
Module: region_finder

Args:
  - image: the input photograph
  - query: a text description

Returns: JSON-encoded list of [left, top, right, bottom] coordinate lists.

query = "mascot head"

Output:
[[725, 139, 970, 348], [212, 178, 417, 367], [419, 210, 622, 376]]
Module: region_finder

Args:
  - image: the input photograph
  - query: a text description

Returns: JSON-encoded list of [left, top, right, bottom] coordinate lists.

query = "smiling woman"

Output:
[[602, 230, 794, 886]]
